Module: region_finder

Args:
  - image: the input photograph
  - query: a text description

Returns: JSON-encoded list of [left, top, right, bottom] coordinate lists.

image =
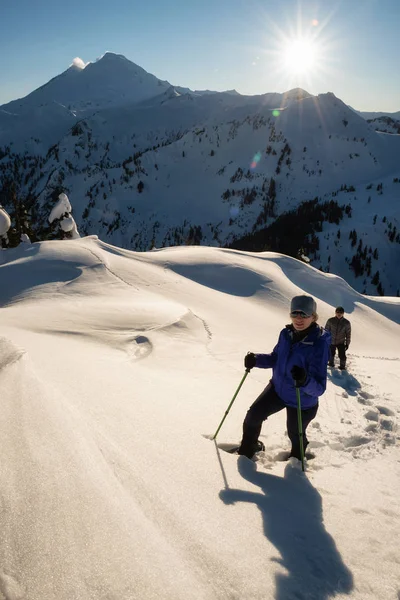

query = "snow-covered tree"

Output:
[[20, 233, 31, 244], [48, 193, 80, 239], [0, 206, 11, 248], [297, 248, 311, 263]]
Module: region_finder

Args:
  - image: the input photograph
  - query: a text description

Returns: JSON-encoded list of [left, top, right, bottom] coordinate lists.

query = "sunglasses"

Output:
[[290, 311, 310, 318]]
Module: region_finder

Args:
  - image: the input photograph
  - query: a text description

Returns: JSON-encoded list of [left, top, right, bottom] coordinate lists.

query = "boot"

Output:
[[238, 439, 265, 459], [255, 440, 265, 452], [290, 436, 308, 460]]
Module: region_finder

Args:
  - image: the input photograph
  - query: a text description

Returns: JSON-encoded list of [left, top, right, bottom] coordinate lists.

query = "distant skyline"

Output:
[[1, 0, 399, 112]]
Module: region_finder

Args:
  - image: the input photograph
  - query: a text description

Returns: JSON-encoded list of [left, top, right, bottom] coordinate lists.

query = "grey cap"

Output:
[[290, 295, 317, 316]]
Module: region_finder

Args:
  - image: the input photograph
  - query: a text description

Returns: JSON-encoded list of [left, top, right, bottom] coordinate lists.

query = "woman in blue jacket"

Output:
[[238, 295, 331, 460]]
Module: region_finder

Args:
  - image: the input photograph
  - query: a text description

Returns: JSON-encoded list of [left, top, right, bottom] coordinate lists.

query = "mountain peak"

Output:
[[96, 52, 129, 63], [85, 52, 155, 81], [283, 88, 313, 101], [2, 52, 172, 114]]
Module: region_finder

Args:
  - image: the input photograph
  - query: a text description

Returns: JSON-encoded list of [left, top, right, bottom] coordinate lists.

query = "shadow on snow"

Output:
[[327, 369, 361, 396], [219, 454, 353, 600]]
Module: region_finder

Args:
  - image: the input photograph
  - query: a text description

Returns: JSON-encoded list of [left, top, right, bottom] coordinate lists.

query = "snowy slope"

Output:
[[0, 100, 77, 153], [0, 236, 399, 600], [367, 116, 400, 135]]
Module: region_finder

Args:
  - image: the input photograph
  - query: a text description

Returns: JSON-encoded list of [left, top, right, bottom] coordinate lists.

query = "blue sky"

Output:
[[1, 0, 399, 111]]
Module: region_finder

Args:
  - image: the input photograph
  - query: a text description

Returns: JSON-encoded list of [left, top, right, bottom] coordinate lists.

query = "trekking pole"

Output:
[[295, 386, 305, 472], [212, 370, 250, 440]]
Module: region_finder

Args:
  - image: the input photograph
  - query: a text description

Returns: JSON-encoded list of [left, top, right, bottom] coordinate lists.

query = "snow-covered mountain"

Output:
[[0, 53, 237, 151], [357, 109, 400, 121], [0, 54, 399, 297], [0, 52, 173, 150], [367, 116, 400, 135], [3, 52, 172, 113]]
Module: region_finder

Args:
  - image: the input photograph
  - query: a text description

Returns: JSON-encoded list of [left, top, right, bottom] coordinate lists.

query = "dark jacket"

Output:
[[325, 316, 351, 346], [254, 323, 331, 409]]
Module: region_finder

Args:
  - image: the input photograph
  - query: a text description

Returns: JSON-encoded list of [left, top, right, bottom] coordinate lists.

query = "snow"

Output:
[[48, 193, 72, 223], [0, 207, 11, 236], [48, 193, 80, 239], [0, 236, 399, 599]]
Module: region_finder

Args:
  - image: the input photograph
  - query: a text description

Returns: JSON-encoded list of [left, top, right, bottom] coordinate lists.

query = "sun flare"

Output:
[[283, 38, 317, 75], [259, 12, 338, 94]]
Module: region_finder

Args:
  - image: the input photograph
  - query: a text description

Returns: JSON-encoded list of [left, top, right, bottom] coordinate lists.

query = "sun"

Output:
[[257, 12, 339, 94], [283, 38, 317, 75]]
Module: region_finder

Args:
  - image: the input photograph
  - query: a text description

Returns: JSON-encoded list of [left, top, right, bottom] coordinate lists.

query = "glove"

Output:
[[344, 344, 349, 351], [291, 365, 307, 387], [244, 352, 257, 371]]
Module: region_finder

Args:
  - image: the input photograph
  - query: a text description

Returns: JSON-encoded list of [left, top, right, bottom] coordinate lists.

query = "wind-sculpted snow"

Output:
[[169, 262, 274, 297], [0, 337, 25, 370], [0, 238, 399, 599]]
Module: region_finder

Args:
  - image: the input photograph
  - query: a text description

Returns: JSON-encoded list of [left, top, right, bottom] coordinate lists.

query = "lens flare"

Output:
[[250, 151, 262, 169]]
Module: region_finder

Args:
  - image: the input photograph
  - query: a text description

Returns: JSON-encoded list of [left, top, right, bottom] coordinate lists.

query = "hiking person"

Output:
[[325, 307, 351, 370], [237, 295, 331, 460]]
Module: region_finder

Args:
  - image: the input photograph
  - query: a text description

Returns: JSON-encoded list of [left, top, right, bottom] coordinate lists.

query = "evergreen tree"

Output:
[[48, 193, 80, 239], [371, 271, 380, 286]]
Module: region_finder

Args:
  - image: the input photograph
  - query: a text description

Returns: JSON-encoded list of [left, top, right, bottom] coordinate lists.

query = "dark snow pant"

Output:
[[329, 344, 346, 368], [238, 382, 318, 459]]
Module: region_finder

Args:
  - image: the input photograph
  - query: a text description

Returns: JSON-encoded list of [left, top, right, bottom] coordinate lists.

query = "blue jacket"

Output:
[[255, 324, 331, 409]]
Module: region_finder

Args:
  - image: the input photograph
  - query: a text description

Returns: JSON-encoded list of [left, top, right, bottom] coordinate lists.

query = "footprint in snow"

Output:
[[364, 423, 378, 433], [358, 390, 375, 400], [356, 395, 373, 406], [380, 418, 395, 431], [364, 410, 379, 422], [376, 405, 395, 417], [341, 435, 371, 448]]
